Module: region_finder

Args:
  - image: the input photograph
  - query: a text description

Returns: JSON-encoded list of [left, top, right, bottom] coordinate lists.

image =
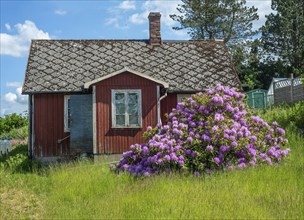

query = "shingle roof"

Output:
[[22, 40, 241, 94]]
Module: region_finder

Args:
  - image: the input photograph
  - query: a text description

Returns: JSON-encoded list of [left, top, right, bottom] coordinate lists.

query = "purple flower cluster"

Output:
[[112, 85, 290, 176]]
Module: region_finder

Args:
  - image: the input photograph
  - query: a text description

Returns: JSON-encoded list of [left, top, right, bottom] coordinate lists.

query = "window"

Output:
[[177, 94, 192, 103], [64, 95, 71, 132], [112, 90, 142, 128]]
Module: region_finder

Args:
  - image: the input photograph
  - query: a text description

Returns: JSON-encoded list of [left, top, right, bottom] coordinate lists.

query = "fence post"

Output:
[[290, 73, 294, 103]]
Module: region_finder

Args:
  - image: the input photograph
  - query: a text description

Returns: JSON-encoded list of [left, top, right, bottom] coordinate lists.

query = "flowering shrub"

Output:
[[111, 85, 290, 176]]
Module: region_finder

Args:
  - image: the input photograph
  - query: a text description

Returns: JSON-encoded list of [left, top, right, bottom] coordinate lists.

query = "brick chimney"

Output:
[[148, 12, 161, 46]]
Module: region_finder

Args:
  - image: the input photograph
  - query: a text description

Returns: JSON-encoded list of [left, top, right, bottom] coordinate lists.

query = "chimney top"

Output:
[[148, 12, 161, 18], [148, 12, 161, 46]]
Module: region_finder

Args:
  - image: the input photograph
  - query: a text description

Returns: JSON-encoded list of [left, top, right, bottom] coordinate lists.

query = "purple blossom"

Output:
[[250, 136, 257, 142], [191, 152, 197, 158], [249, 160, 256, 166], [144, 172, 151, 177], [185, 149, 192, 155], [213, 157, 221, 165], [272, 121, 278, 127], [265, 157, 272, 165], [187, 137, 194, 143], [112, 85, 290, 176], [276, 127, 285, 135], [220, 145, 230, 152], [164, 155, 170, 161], [238, 163, 246, 168], [231, 141, 238, 147], [194, 171, 200, 176], [266, 134, 272, 141], [206, 145, 213, 151]]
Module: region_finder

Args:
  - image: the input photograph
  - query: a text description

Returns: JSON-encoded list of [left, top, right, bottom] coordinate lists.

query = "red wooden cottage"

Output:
[[22, 12, 241, 160]]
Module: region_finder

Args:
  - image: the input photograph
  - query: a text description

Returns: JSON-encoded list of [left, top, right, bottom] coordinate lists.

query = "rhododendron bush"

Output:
[[111, 85, 290, 176]]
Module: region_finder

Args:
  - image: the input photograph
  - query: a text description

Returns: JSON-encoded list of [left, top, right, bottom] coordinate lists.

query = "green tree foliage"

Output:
[[231, 40, 292, 90], [261, 0, 304, 76], [0, 113, 28, 135], [170, 0, 259, 44]]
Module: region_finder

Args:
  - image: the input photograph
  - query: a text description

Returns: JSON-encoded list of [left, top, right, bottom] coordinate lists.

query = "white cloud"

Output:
[[126, 0, 272, 38], [1, 87, 28, 116], [16, 87, 28, 104], [119, 1, 136, 10], [105, 17, 129, 29], [0, 20, 50, 57], [3, 87, 27, 104], [129, 13, 147, 24], [246, 0, 273, 30], [54, 9, 67, 16], [4, 92, 17, 103], [6, 81, 22, 88], [5, 23, 11, 31], [129, 1, 181, 27]]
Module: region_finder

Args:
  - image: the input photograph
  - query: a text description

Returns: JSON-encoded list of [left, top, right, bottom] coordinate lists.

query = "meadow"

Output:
[[0, 103, 303, 219]]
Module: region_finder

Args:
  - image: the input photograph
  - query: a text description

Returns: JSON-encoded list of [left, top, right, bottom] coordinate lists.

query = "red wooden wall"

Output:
[[94, 72, 159, 154], [160, 93, 177, 124], [34, 94, 70, 157]]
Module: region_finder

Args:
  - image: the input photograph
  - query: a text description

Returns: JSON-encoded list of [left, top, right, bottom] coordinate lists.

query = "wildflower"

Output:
[[227, 165, 233, 170], [194, 171, 200, 176], [144, 172, 151, 177]]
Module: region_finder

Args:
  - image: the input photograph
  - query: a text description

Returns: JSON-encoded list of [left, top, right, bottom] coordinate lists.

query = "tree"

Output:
[[170, 0, 259, 45], [0, 113, 28, 135], [261, 0, 304, 76]]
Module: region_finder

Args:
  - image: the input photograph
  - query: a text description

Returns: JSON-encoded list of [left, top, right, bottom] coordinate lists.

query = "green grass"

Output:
[[1, 105, 304, 219]]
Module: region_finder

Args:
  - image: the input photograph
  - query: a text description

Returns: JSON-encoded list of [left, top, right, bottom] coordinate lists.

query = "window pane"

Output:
[[129, 115, 138, 125], [128, 93, 138, 115], [116, 115, 125, 125], [116, 103, 125, 114], [128, 104, 138, 114], [128, 93, 138, 104], [115, 93, 125, 114], [115, 93, 125, 103]]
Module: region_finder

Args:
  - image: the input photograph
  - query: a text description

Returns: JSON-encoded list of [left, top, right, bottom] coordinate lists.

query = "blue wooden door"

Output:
[[70, 94, 93, 154]]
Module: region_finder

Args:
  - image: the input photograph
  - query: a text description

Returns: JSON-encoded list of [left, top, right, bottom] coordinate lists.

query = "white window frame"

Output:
[[111, 89, 142, 128], [64, 95, 71, 132], [177, 94, 192, 103]]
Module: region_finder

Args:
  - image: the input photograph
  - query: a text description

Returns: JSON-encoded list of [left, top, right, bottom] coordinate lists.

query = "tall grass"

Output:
[[44, 125, 304, 219], [1, 104, 303, 219]]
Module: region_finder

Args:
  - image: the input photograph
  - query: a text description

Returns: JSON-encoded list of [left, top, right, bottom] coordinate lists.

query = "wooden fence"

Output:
[[274, 77, 304, 104]]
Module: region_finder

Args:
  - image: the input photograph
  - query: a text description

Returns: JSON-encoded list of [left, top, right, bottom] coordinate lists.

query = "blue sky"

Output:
[[0, 0, 272, 116]]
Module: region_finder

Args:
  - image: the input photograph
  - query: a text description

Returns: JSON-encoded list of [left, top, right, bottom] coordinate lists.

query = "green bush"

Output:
[[256, 101, 304, 131], [0, 113, 28, 138], [0, 144, 40, 173], [3, 126, 28, 140]]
